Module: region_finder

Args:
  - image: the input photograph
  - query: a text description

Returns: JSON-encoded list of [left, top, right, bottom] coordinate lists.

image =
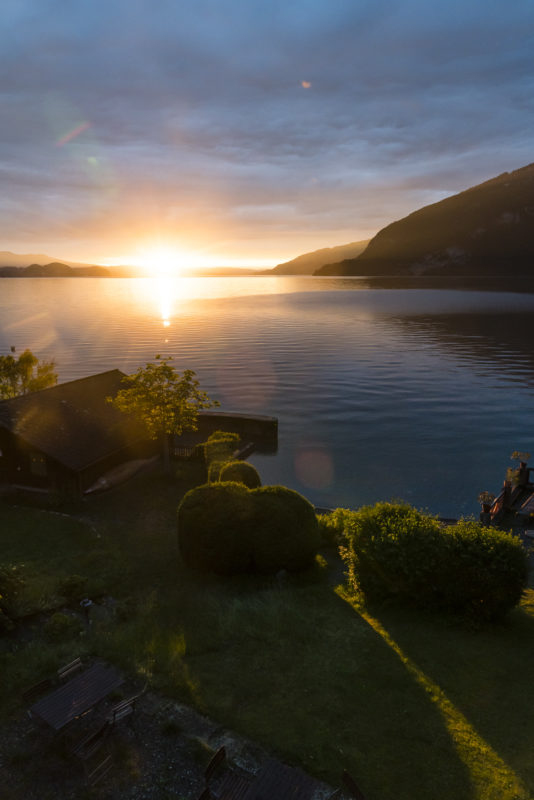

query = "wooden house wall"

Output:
[[0, 428, 156, 496]]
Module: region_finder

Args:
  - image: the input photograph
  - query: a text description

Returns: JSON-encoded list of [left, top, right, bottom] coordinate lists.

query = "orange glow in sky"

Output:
[[125, 244, 218, 275]]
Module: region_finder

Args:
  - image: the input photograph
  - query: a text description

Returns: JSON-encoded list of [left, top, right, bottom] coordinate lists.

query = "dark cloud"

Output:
[[1, 0, 533, 262]]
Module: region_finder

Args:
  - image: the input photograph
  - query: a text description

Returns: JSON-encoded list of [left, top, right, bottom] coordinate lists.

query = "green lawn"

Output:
[[1, 471, 534, 800]]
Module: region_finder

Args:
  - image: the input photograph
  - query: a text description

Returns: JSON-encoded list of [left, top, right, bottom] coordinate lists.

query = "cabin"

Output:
[[0, 370, 155, 496]]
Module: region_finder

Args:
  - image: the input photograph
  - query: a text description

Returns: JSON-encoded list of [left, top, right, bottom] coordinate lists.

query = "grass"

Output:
[[2, 469, 534, 799]]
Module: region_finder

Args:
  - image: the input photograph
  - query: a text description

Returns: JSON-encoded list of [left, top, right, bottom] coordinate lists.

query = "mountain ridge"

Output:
[[316, 163, 534, 276], [268, 240, 370, 275]]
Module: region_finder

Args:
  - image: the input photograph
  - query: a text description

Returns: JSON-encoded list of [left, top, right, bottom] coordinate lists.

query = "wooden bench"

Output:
[[217, 771, 253, 800], [204, 746, 253, 799], [106, 683, 147, 726], [70, 721, 114, 786], [71, 721, 111, 761], [57, 657, 83, 681], [205, 745, 227, 784], [22, 678, 53, 705], [86, 753, 113, 786]]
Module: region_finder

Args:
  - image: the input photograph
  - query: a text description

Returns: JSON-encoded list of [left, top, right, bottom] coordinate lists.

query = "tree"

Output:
[[108, 355, 219, 469], [0, 347, 57, 399]]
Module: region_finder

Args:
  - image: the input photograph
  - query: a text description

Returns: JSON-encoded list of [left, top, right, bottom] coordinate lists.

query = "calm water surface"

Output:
[[1, 275, 534, 517]]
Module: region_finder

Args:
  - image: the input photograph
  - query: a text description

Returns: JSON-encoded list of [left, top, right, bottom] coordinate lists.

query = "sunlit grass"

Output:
[[348, 595, 531, 800]]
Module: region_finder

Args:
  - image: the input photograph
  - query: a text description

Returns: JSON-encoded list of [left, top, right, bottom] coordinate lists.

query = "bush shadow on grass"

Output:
[[161, 566, 475, 800], [365, 589, 534, 799]]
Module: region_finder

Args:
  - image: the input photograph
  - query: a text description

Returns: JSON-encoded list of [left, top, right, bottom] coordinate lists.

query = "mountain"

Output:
[[0, 262, 110, 277], [268, 240, 370, 275], [0, 251, 97, 269], [316, 163, 534, 276]]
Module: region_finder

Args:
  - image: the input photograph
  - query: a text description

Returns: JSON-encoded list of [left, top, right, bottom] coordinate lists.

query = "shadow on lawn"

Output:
[[172, 573, 476, 800], [355, 592, 534, 800]]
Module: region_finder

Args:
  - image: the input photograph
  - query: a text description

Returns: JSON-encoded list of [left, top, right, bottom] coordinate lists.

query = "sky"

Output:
[[2, 0, 533, 269]]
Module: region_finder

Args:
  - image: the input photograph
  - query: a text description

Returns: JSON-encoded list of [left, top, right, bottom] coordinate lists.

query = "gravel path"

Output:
[[0, 688, 336, 800]]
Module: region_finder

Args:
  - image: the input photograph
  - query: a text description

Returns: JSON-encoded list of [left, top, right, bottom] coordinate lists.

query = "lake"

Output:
[[1, 275, 534, 517]]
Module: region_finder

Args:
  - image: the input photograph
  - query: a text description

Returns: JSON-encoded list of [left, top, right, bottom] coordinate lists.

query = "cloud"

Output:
[[1, 0, 534, 261]]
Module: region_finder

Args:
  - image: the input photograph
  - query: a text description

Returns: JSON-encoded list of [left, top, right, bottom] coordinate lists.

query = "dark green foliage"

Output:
[[339, 503, 442, 603], [207, 460, 226, 483], [57, 574, 88, 602], [203, 431, 240, 481], [252, 486, 319, 572], [207, 430, 241, 443], [44, 612, 84, 642], [177, 482, 253, 575], [0, 565, 23, 632], [317, 508, 349, 546], [434, 519, 528, 620], [339, 502, 528, 620], [219, 460, 261, 489], [0, 347, 57, 399], [177, 483, 319, 575]]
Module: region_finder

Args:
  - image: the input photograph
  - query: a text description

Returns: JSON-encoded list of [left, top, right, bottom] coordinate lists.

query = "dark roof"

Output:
[[0, 370, 147, 471]]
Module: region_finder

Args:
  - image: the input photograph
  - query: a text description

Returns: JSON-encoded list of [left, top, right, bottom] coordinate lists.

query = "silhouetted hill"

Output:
[[316, 164, 534, 276], [0, 251, 98, 269], [269, 240, 370, 275], [0, 262, 110, 277]]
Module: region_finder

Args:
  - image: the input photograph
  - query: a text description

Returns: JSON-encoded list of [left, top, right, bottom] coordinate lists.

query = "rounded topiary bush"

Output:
[[207, 460, 226, 483], [219, 460, 261, 489], [203, 431, 240, 467], [177, 482, 253, 574], [339, 502, 528, 620], [252, 486, 320, 573], [178, 482, 320, 575]]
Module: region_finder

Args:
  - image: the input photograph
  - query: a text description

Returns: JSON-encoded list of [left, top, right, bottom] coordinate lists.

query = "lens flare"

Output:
[[56, 121, 91, 147], [294, 444, 334, 490]]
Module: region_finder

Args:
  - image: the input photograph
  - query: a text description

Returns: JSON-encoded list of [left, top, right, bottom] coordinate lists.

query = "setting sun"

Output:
[[137, 246, 190, 276]]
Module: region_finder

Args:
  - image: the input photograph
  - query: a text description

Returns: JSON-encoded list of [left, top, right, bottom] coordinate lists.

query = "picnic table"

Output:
[[239, 758, 319, 800], [28, 662, 123, 731]]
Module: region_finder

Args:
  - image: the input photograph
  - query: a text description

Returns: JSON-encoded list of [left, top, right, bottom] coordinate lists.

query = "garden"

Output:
[[1, 438, 534, 800]]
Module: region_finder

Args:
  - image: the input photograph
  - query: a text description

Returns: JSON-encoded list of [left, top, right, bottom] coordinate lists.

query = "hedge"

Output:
[[219, 460, 262, 489], [177, 482, 319, 575], [338, 502, 528, 620]]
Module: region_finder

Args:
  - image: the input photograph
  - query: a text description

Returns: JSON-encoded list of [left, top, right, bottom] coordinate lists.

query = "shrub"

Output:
[[207, 460, 226, 483], [202, 431, 241, 482], [207, 430, 241, 443], [203, 431, 240, 466], [177, 482, 253, 574], [57, 574, 88, 602], [433, 519, 528, 620], [219, 460, 261, 489], [317, 508, 350, 546], [44, 612, 83, 642], [252, 486, 320, 573], [177, 482, 319, 575], [339, 502, 442, 603], [339, 502, 528, 620]]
